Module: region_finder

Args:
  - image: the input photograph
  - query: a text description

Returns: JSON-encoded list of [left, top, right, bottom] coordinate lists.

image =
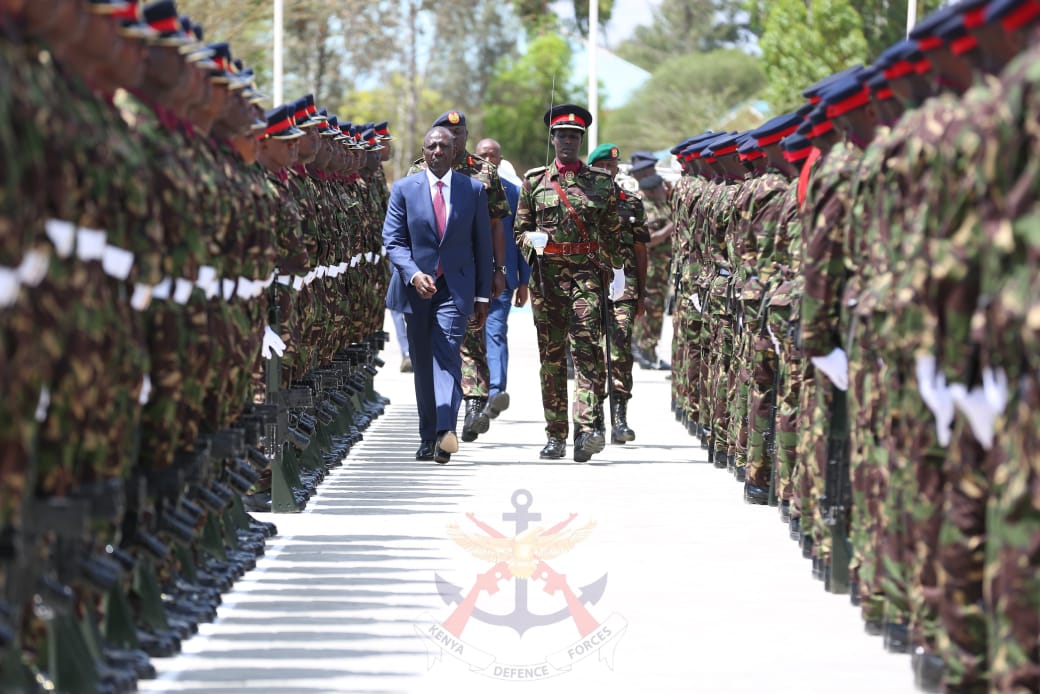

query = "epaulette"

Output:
[[524, 166, 547, 178]]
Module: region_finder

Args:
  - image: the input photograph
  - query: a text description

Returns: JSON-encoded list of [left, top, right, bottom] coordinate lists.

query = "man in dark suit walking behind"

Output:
[[382, 127, 493, 463]]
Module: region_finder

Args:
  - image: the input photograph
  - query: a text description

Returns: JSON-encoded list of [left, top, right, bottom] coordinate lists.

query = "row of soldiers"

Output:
[[668, 0, 1039, 691], [0, 0, 393, 690]]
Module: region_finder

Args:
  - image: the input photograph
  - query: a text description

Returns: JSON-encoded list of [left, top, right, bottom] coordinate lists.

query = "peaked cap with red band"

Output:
[[543, 104, 593, 132]]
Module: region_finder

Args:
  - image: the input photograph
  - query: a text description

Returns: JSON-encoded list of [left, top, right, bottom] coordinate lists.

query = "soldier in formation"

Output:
[[587, 143, 649, 444], [0, 0, 393, 690], [514, 104, 625, 463], [666, 1, 1039, 691]]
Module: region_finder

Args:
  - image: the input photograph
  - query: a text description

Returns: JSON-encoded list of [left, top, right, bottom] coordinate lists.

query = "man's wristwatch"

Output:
[[495, 265, 507, 273]]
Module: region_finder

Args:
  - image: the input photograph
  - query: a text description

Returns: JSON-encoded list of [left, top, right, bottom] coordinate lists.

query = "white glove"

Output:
[[45, 219, 76, 258], [292, 275, 305, 291], [811, 347, 848, 391], [608, 268, 625, 302], [236, 278, 253, 300], [101, 245, 134, 280], [138, 374, 152, 405], [34, 385, 51, 422], [691, 293, 702, 313], [337, 261, 348, 274], [916, 354, 954, 447], [222, 278, 236, 301], [17, 250, 49, 287], [261, 324, 287, 359], [173, 277, 194, 305], [950, 383, 996, 450], [151, 277, 172, 300], [196, 265, 218, 294], [0, 267, 19, 308], [75, 227, 107, 261], [365, 251, 375, 263], [130, 283, 152, 311], [350, 254, 361, 268], [982, 367, 1009, 416]]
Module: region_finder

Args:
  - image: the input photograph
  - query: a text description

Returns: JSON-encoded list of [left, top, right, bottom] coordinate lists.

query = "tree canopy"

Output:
[[600, 49, 765, 156], [758, 0, 868, 113], [483, 32, 583, 174], [613, 0, 748, 72]]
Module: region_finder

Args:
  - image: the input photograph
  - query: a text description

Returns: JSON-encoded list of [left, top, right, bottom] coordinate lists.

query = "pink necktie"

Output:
[[434, 181, 447, 240]]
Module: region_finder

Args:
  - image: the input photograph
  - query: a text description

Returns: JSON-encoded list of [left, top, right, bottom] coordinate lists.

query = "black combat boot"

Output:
[[610, 397, 635, 444], [573, 430, 606, 463], [540, 437, 566, 459], [462, 398, 489, 442]]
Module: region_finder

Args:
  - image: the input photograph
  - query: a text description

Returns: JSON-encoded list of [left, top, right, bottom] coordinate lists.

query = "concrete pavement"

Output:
[[140, 306, 917, 694]]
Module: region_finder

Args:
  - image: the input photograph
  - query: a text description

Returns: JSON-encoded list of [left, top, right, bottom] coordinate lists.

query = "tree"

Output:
[[483, 32, 581, 173], [424, 0, 520, 134], [613, 0, 748, 71], [600, 49, 765, 156], [178, 0, 400, 105], [746, 0, 945, 57], [758, 0, 868, 113]]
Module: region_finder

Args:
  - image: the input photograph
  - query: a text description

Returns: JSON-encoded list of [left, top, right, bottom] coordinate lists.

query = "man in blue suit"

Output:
[[383, 127, 494, 463], [475, 138, 530, 421]]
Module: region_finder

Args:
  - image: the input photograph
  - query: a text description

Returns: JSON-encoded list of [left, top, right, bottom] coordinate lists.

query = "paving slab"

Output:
[[140, 307, 917, 694]]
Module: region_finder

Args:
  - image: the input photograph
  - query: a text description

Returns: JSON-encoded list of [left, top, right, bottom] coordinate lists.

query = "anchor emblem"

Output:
[[434, 489, 609, 637]]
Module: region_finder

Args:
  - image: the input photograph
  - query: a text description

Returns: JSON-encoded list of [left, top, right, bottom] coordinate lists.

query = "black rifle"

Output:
[[758, 296, 781, 507], [602, 272, 616, 433], [821, 386, 851, 594]]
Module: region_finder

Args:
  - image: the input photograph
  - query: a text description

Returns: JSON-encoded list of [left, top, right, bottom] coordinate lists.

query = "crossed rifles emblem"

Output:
[[435, 489, 609, 639]]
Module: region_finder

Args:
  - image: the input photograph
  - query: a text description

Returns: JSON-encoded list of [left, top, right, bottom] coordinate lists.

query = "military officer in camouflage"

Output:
[[630, 152, 673, 371], [587, 143, 649, 444], [514, 104, 624, 462]]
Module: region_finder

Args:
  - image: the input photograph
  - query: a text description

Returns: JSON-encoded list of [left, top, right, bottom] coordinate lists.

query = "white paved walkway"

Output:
[[141, 306, 916, 694]]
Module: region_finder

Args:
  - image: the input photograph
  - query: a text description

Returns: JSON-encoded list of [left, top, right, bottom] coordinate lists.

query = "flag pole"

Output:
[[587, 0, 599, 153], [273, 0, 284, 105], [906, 0, 918, 37]]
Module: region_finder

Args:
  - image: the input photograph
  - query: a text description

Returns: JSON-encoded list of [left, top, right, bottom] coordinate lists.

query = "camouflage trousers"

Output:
[[460, 322, 490, 399], [529, 258, 607, 440], [877, 355, 912, 628], [728, 322, 750, 470], [705, 276, 734, 460], [792, 359, 818, 541], [937, 421, 991, 692], [632, 242, 671, 356], [985, 374, 1040, 693], [608, 298, 637, 399], [744, 321, 778, 490], [846, 328, 889, 626], [682, 308, 703, 427], [670, 302, 684, 409], [767, 304, 800, 505], [804, 371, 834, 562]]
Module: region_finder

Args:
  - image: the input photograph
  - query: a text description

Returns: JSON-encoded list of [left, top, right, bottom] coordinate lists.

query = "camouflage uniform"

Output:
[[731, 168, 788, 484], [740, 168, 792, 489], [515, 161, 622, 442], [632, 194, 672, 361], [799, 141, 862, 567], [608, 178, 650, 401], [763, 178, 804, 507]]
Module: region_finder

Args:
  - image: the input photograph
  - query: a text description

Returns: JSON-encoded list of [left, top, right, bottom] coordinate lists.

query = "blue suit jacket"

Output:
[[500, 178, 531, 291], [382, 170, 493, 316]]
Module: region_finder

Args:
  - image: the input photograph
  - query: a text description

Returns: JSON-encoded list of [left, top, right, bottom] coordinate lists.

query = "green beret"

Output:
[[588, 143, 620, 165]]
